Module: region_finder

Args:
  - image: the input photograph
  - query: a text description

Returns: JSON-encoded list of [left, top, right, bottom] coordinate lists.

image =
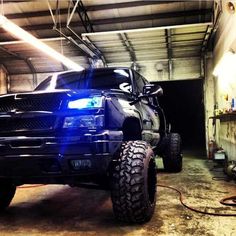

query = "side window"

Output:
[[151, 96, 159, 107], [133, 71, 146, 94], [133, 71, 158, 106]]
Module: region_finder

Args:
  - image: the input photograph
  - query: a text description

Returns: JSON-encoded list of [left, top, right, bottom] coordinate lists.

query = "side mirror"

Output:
[[130, 84, 163, 106], [143, 84, 163, 97]]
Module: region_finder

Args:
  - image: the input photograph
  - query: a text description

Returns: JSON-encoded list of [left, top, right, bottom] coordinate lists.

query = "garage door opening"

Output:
[[157, 79, 206, 153]]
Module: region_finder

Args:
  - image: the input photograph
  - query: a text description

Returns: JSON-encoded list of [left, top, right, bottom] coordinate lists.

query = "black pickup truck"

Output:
[[0, 67, 182, 223]]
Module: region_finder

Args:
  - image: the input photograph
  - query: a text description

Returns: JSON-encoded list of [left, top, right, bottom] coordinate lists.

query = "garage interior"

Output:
[[0, 0, 235, 235]]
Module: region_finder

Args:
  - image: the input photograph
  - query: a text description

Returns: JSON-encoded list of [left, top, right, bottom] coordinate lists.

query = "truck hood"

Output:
[[0, 89, 105, 100]]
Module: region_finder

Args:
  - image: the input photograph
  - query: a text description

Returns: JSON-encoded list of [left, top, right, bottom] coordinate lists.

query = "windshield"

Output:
[[35, 68, 132, 92]]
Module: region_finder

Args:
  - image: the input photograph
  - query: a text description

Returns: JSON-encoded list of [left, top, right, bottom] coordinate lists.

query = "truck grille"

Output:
[[0, 116, 56, 132], [0, 96, 62, 112]]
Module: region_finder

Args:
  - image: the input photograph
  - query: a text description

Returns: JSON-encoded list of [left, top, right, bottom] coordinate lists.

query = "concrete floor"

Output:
[[0, 151, 235, 236]]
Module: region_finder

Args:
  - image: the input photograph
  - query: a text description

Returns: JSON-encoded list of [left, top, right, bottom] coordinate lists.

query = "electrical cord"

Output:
[[157, 184, 236, 216], [212, 176, 229, 181], [220, 196, 236, 206], [16, 184, 236, 215]]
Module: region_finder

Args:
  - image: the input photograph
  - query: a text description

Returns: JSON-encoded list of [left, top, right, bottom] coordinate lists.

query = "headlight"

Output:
[[63, 115, 104, 129], [68, 96, 103, 109]]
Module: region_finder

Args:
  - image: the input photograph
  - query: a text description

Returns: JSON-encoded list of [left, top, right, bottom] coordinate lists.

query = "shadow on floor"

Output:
[[183, 146, 206, 159], [0, 186, 121, 233]]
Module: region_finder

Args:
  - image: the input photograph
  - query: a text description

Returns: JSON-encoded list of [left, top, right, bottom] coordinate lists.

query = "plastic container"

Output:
[[232, 98, 236, 111]]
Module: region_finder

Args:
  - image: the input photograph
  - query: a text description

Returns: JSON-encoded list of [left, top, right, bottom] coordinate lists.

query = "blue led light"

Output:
[[68, 96, 102, 109]]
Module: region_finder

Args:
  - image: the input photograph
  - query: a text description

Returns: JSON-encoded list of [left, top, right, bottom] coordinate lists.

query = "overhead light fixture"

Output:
[[213, 50, 236, 94], [0, 15, 84, 71], [213, 51, 236, 77]]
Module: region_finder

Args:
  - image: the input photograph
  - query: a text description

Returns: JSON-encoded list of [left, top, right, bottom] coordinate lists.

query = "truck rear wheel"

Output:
[[162, 133, 182, 172], [110, 141, 157, 223], [0, 181, 16, 210]]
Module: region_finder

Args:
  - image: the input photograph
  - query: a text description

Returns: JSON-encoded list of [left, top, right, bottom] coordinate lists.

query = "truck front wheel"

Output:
[[110, 141, 157, 223], [0, 181, 16, 210]]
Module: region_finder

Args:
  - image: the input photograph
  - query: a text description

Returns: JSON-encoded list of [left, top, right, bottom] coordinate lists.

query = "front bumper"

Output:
[[0, 130, 123, 182]]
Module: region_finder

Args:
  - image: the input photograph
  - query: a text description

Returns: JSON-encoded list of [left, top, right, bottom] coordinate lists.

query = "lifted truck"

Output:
[[0, 67, 182, 223]]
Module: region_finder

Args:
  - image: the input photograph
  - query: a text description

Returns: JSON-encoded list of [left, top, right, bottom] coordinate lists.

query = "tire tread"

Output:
[[111, 141, 156, 223]]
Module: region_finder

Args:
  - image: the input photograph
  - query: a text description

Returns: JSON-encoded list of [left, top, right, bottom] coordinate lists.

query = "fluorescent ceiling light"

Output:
[[0, 15, 84, 71]]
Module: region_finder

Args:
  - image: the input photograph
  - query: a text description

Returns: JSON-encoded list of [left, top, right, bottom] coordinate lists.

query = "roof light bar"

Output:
[[0, 15, 84, 71]]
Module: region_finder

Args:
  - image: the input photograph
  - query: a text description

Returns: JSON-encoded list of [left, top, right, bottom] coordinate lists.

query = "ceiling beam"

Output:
[[201, 25, 212, 52], [4, 7, 212, 22], [85, 1, 186, 11], [4, 1, 188, 19], [119, 32, 136, 63], [72, 0, 94, 33], [165, 29, 173, 80], [5, 8, 68, 19], [92, 9, 212, 25], [2, 9, 212, 33], [3, 0, 30, 3]]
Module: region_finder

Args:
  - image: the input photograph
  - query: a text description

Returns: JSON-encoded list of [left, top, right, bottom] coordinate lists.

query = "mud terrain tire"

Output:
[[162, 133, 182, 172], [110, 141, 157, 223]]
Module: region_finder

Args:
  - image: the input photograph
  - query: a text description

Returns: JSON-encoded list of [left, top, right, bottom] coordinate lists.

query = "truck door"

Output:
[[132, 71, 160, 145]]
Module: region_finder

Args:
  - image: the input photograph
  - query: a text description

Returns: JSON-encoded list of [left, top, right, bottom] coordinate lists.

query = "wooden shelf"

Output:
[[210, 112, 236, 122]]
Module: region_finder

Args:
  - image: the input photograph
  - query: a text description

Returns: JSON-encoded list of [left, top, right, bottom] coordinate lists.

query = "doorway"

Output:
[[157, 79, 205, 151]]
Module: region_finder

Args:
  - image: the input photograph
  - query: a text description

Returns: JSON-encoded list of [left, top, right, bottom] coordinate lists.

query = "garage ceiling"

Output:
[[0, 0, 214, 75], [82, 22, 212, 64]]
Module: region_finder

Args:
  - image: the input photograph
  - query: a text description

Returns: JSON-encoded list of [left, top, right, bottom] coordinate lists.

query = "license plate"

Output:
[[70, 159, 92, 170]]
